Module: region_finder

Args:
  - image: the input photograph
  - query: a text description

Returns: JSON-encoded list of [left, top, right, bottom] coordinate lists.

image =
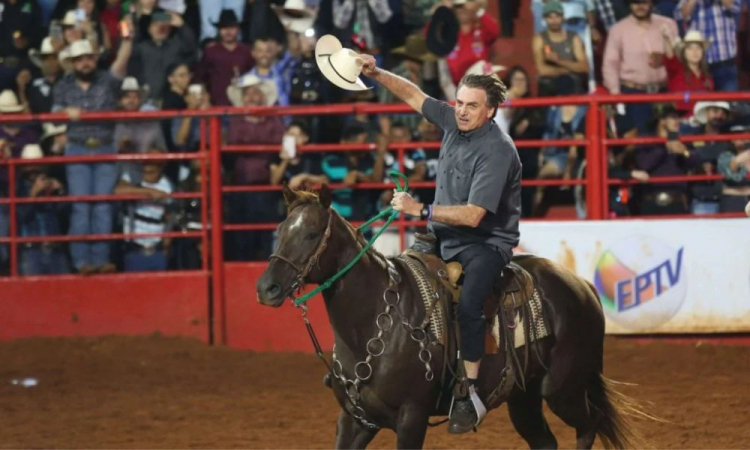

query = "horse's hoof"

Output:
[[323, 372, 333, 389]]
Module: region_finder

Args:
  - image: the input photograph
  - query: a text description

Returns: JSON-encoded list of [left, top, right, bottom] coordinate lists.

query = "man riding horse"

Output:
[[358, 54, 522, 433]]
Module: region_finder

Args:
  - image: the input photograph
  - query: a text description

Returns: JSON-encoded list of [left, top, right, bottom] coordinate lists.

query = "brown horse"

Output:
[[256, 185, 644, 449]]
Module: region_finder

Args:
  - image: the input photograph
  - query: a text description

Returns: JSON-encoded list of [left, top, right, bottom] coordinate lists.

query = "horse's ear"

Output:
[[319, 184, 332, 209], [282, 183, 298, 207]]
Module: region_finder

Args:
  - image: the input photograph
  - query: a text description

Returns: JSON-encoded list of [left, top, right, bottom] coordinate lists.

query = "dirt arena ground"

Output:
[[0, 335, 748, 449]]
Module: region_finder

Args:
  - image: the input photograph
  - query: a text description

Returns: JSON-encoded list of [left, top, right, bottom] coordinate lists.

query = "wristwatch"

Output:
[[420, 204, 430, 220]]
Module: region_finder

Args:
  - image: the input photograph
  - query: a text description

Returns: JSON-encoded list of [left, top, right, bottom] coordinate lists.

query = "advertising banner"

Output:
[[518, 219, 750, 334]]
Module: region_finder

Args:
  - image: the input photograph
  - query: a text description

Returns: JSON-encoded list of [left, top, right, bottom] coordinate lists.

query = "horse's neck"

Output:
[[322, 218, 390, 352]]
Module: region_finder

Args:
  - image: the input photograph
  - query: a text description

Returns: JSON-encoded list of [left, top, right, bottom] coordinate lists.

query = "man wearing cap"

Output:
[[115, 77, 166, 155], [532, 1, 589, 96], [356, 45, 521, 434], [51, 36, 133, 274], [128, 10, 196, 103], [196, 9, 254, 106], [603, 0, 678, 134], [26, 37, 61, 113]]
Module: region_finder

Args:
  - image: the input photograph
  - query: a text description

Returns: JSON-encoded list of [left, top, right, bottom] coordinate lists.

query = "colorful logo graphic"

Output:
[[593, 235, 687, 330]]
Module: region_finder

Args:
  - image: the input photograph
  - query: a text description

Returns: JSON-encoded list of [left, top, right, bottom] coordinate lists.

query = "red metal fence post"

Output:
[[209, 116, 226, 344], [585, 101, 604, 220], [8, 160, 17, 276]]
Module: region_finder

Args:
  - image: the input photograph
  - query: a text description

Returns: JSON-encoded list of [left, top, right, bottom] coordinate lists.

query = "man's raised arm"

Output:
[[360, 54, 428, 113]]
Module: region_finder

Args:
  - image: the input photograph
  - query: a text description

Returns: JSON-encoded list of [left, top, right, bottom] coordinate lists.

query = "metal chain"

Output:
[[328, 260, 436, 429]]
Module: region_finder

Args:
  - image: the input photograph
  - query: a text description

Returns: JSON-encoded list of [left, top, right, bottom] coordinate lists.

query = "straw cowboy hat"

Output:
[[677, 29, 710, 50], [21, 144, 44, 160], [69, 39, 95, 58], [0, 90, 24, 113], [391, 35, 438, 63], [61, 10, 78, 26], [41, 123, 67, 141], [693, 101, 731, 124], [465, 60, 507, 76], [282, 15, 315, 35], [29, 37, 57, 68], [273, 0, 314, 18], [315, 34, 369, 91], [226, 74, 279, 107]]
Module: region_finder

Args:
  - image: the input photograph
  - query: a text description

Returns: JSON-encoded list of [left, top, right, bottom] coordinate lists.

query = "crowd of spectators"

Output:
[[0, 0, 748, 275]]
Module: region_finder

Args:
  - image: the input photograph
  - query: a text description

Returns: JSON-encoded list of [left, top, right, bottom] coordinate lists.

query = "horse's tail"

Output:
[[588, 374, 655, 449]]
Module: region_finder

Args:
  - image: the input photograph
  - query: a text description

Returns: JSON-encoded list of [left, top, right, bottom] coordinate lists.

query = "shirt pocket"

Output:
[[448, 163, 472, 204]]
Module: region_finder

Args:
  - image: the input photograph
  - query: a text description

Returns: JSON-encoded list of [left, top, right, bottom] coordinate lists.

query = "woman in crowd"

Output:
[[662, 29, 713, 117]]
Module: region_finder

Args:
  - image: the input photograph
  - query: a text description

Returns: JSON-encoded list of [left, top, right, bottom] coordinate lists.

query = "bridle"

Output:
[[268, 209, 334, 298]]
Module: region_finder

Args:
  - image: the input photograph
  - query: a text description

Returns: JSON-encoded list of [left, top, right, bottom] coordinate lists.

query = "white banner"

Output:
[[518, 219, 750, 334]]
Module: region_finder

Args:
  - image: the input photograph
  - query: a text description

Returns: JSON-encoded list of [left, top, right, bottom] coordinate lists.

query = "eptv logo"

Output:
[[594, 236, 687, 330]]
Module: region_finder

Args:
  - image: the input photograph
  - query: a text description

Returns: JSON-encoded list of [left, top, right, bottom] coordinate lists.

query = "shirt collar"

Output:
[[458, 119, 493, 141]]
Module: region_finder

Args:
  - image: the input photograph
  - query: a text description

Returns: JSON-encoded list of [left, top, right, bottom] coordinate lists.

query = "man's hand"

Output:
[[16, 68, 31, 92], [0, 139, 9, 159], [147, 188, 169, 200], [30, 175, 50, 197], [391, 191, 422, 217], [66, 107, 82, 121], [288, 174, 308, 190], [359, 54, 377, 77], [169, 12, 184, 28], [343, 171, 360, 186], [545, 50, 560, 64], [666, 140, 688, 155]]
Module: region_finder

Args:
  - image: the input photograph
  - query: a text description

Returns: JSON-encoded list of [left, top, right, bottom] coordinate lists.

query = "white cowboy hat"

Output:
[[465, 60, 507, 77], [121, 76, 146, 93], [0, 90, 24, 113], [226, 74, 279, 107], [41, 123, 67, 141], [21, 144, 44, 160], [29, 37, 57, 68], [283, 15, 315, 35], [693, 101, 731, 124], [315, 34, 369, 91], [69, 39, 94, 58], [273, 0, 314, 18], [745, 200, 750, 218], [61, 10, 78, 26], [59, 46, 72, 63], [681, 29, 709, 48]]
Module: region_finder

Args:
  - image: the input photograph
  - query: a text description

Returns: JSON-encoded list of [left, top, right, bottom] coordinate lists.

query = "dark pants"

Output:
[[709, 60, 739, 92], [621, 85, 662, 135], [720, 194, 750, 213], [20, 247, 71, 276], [227, 191, 282, 261], [448, 244, 512, 363], [124, 247, 168, 272]]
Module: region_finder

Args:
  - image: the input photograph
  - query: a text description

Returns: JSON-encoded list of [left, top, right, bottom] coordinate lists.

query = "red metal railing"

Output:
[[2, 92, 750, 340]]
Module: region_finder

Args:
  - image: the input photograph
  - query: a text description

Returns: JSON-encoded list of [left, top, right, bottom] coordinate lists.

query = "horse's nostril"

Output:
[[266, 284, 281, 296]]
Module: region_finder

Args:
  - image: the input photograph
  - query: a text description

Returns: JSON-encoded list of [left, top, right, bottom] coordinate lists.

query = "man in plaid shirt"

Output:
[[675, 0, 741, 91]]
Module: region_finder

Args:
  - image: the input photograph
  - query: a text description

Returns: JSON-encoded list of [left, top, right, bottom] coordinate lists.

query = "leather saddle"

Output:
[[404, 233, 535, 316]]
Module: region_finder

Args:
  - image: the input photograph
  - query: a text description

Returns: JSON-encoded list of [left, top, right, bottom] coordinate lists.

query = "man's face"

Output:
[[242, 86, 266, 106], [168, 65, 191, 92], [287, 125, 310, 147], [219, 26, 239, 44], [630, 1, 653, 20], [343, 132, 368, 145], [41, 54, 60, 77], [390, 127, 411, 143], [705, 107, 727, 128], [544, 12, 563, 32], [72, 54, 96, 78], [142, 161, 164, 183], [455, 85, 494, 132], [120, 91, 141, 112], [149, 21, 171, 41], [455, 5, 473, 25], [252, 40, 274, 69]]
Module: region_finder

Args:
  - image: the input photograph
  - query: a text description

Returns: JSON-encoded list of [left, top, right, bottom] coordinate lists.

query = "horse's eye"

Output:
[[305, 232, 319, 241]]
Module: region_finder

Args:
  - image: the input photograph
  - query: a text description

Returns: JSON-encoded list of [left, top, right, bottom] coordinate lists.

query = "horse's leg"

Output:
[[507, 379, 558, 449], [395, 405, 430, 449], [545, 389, 597, 450], [335, 410, 379, 450]]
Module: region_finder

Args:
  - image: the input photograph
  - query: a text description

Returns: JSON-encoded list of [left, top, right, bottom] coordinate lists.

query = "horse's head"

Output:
[[256, 184, 334, 307]]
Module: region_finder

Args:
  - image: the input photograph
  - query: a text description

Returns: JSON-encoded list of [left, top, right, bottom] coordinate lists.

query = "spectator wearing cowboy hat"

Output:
[[675, 0, 740, 91], [661, 29, 713, 116], [128, 10, 196, 103], [196, 9, 254, 106], [242, 34, 292, 106], [532, 1, 589, 97], [51, 36, 133, 275], [0, 90, 38, 193], [15, 143, 71, 276], [603, 0, 678, 134], [716, 124, 750, 213], [199, 0, 245, 42], [26, 37, 62, 114], [445, 0, 500, 84], [378, 34, 437, 136], [115, 76, 166, 155], [40, 122, 69, 187], [226, 74, 285, 261]]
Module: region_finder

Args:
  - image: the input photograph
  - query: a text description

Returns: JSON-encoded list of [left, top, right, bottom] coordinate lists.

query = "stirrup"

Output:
[[448, 386, 487, 428]]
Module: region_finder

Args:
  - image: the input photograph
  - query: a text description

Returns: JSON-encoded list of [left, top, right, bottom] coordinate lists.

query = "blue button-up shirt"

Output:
[[675, 0, 740, 63]]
